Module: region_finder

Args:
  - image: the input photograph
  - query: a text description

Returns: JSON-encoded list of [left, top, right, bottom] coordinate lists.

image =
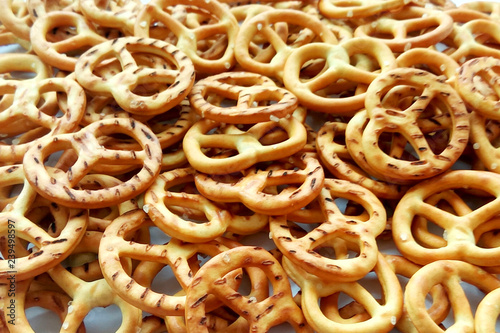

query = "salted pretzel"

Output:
[[0, 0, 32, 41], [0, 167, 87, 282], [283, 37, 396, 115], [235, 8, 338, 81], [283, 253, 403, 333], [270, 178, 386, 282], [0, 75, 85, 165], [461, 1, 500, 20], [185, 246, 312, 332], [30, 11, 108, 72], [354, 5, 454, 52], [470, 111, 500, 173], [318, 0, 407, 19], [75, 36, 195, 116], [393, 170, 500, 267], [134, 0, 239, 74], [99, 209, 241, 317], [456, 56, 500, 120], [475, 286, 500, 333], [351, 68, 469, 184], [183, 116, 307, 175], [194, 152, 324, 216], [79, 0, 142, 36], [22, 117, 162, 209], [26, 0, 78, 21], [189, 71, 298, 124], [405, 260, 500, 333]]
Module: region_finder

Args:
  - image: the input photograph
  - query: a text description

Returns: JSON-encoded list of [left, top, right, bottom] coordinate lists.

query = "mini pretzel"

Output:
[[355, 68, 469, 184], [185, 246, 312, 332], [283, 37, 395, 115], [134, 0, 239, 74], [30, 11, 108, 72], [26, 0, 78, 21], [0, 0, 32, 41], [23, 117, 162, 209], [79, 0, 142, 36], [283, 253, 403, 333], [354, 6, 454, 52], [461, 1, 500, 20], [470, 111, 500, 173], [405, 260, 500, 333], [475, 286, 500, 333], [318, 0, 407, 19], [456, 56, 500, 120], [194, 152, 324, 215], [235, 8, 338, 81], [189, 71, 298, 124], [183, 116, 307, 175], [75, 36, 195, 116], [270, 178, 386, 282], [393, 170, 500, 266]]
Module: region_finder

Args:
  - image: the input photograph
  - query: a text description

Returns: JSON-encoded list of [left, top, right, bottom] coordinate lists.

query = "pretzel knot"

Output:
[[185, 246, 312, 333], [75, 36, 195, 116], [405, 260, 500, 333], [270, 178, 386, 282], [23, 118, 163, 209], [183, 117, 307, 175], [194, 152, 324, 215], [350, 68, 469, 184], [189, 71, 298, 124], [393, 170, 500, 267]]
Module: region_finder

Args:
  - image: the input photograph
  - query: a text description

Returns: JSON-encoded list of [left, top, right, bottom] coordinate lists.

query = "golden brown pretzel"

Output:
[[134, 0, 239, 74], [352, 68, 469, 184], [30, 11, 108, 71], [283, 37, 396, 114], [189, 71, 298, 124], [283, 253, 403, 333], [461, 1, 500, 20], [185, 246, 312, 332], [23, 117, 162, 209], [475, 287, 500, 333], [354, 5, 454, 52], [183, 116, 307, 175], [318, 0, 407, 19], [26, 0, 78, 21], [75, 36, 195, 116], [469, 111, 500, 173], [405, 260, 500, 333], [235, 8, 338, 81], [194, 152, 324, 215], [270, 178, 386, 282], [0, 0, 32, 41], [393, 170, 500, 266], [78, 0, 142, 35]]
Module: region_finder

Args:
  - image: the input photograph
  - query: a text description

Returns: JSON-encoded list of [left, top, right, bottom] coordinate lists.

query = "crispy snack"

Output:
[[79, 0, 142, 36], [270, 178, 386, 282], [194, 152, 324, 215], [185, 246, 312, 332], [318, 0, 408, 19], [350, 68, 469, 184], [475, 287, 500, 333], [189, 71, 298, 124], [23, 118, 162, 209], [75, 36, 195, 116], [0, 0, 32, 41], [354, 5, 454, 52], [134, 0, 239, 74], [393, 170, 500, 266], [283, 253, 403, 333], [183, 117, 307, 175], [235, 8, 338, 81], [470, 111, 500, 173], [26, 0, 78, 21], [405, 260, 500, 332], [283, 37, 396, 114]]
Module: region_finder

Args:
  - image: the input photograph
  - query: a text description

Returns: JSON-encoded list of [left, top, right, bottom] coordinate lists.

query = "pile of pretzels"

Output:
[[1, 0, 500, 331]]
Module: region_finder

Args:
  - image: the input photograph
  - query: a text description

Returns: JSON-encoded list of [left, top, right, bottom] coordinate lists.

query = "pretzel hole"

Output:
[[48, 26, 94, 58], [26, 307, 67, 332], [314, 240, 362, 262], [148, 262, 184, 295], [148, 226, 171, 245], [84, 305, 123, 332], [197, 34, 229, 60], [412, 214, 448, 249]]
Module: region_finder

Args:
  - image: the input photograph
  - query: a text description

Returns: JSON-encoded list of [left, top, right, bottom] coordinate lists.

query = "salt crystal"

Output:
[[224, 62, 231, 69], [440, 64, 446, 72], [139, 21, 147, 28], [404, 43, 412, 52], [223, 253, 231, 263], [391, 316, 397, 325], [473, 143, 480, 150], [143, 204, 149, 213], [399, 233, 408, 241], [62, 322, 69, 330], [492, 163, 498, 170], [257, 23, 263, 31], [270, 115, 280, 122]]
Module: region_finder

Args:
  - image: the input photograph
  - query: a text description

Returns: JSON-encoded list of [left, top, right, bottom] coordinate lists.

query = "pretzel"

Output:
[[75, 36, 195, 116], [318, 0, 407, 19], [270, 178, 386, 282], [470, 111, 500, 173], [26, 0, 78, 21], [283, 37, 396, 115], [235, 8, 338, 81], [283, 253, 403, 333], [0, 168, 87, 282], [189, 71, 298, 124], [194, 152, 324, 215], [134, 0, 239, 74], [23, 117, 162, 209], [0, 0, 32, 41], [393, 170, 500, 267], [405, 260, 500, 333], [354, 6, 454, 52], [184, 245, 312, 332], [353, 68, 469, 184], [78, 0, 142, 36], [183, 116, 307, 175], [460, 1, 500, 20], [475, 286, 500, 333], [456, 56, 500, 120]]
